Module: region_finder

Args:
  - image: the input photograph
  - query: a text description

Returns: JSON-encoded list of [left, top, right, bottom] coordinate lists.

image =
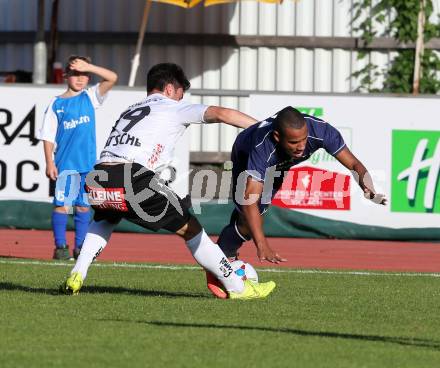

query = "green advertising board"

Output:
[[297, 107, 324, 117], [392, 130, 440, 213]]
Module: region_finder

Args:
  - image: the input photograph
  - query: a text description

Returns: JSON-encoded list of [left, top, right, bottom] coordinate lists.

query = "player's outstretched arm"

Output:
[[69, 58, 118, 96], [241, 177, 287, 263], [335, 147, 387, 205], [203, 106, 257, 129]]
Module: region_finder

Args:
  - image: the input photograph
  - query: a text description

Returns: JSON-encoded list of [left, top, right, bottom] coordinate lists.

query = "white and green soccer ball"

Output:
[[231, 260, 258, 283]]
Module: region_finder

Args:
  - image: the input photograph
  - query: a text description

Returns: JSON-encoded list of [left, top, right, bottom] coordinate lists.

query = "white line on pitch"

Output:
[[1, 258, 440, 278]]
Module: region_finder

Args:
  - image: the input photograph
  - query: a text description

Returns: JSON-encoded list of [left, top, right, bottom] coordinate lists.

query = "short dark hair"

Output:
[[147, 63, 190, 93], [64, 55, 92, 73], [273, 106, 306, 133]]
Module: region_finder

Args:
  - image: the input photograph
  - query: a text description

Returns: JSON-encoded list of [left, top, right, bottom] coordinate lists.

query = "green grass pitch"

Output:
[[1, 259, 440, 368]]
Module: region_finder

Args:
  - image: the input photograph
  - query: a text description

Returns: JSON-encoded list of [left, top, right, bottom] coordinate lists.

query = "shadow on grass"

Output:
[[81, 285, 209, 299], [0, 282, 209, 299], [99, 319, 440, 351], [0, 282, 59, 295]]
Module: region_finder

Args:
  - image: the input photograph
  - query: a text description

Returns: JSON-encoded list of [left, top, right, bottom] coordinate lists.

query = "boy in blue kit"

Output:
[[207, 106, 387, 298], [39, 55, 117, 260]]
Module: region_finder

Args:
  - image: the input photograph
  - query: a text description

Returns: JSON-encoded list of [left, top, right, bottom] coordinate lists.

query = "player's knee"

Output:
[[176, 215, 202, 240], [54, 206, 69, 214], [236, 214, 251, 238], [75, 206, 90, 213]]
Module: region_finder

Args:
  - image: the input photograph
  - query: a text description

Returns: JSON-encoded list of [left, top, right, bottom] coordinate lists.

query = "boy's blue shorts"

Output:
[[53, 171, 90, 207]]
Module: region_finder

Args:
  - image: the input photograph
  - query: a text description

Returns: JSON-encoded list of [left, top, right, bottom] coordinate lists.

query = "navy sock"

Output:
[[217, 222, 249, 258], [74, 211, 90, 249], [52, 212, 68, 248]]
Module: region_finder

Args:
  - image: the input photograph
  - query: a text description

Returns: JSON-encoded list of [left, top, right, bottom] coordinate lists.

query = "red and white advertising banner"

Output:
[[272, 166, 351, 210]]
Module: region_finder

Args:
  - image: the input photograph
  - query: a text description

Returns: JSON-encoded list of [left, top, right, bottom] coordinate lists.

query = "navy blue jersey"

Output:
[[231, 110, 346, 209]]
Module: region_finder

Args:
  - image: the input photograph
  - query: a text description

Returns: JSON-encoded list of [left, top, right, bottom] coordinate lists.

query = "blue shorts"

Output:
[[231, 142, 274, 215], [53, 171, 90, 207]]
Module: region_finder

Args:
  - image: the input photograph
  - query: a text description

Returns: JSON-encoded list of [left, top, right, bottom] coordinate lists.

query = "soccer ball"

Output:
[[231, 260, 258, 283]]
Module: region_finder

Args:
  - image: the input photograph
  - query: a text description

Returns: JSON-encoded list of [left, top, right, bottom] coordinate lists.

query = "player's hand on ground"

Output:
[[69, 58, 91, 73], [45, 163, 58, 180], [257, 243, 287, 264], [364, 188, 387, 205]]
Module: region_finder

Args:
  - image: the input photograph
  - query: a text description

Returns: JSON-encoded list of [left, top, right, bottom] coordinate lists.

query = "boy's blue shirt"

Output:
[[39, 85, 105, 173], [51, 91, 96, 172]]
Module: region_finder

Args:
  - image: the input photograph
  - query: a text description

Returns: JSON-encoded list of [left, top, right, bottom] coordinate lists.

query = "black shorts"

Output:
[[85, 163, 191, 232]]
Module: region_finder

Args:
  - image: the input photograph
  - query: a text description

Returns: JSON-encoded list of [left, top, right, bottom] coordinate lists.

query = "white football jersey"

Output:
[[99, 93, 208, 172]]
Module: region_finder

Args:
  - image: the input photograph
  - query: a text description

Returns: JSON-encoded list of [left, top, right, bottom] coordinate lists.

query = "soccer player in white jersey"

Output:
[[39, 56, 117, 260], [61, 63, 276, 300]]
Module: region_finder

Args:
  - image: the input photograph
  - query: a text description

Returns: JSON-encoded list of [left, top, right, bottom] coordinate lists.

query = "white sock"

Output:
[[186, 230, 244, 293], [71, 220, 116, 280]]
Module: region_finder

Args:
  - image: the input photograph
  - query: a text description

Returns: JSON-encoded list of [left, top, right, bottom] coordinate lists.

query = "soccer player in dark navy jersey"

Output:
[[232, 107, 347, 210], [206, 106, 387, 298]]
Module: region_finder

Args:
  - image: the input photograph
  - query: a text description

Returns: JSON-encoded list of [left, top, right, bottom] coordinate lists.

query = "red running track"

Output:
[[0, 229, 439, 272]]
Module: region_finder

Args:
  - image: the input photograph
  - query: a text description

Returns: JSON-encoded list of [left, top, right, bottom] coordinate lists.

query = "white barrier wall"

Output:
[[0, 85, 189, 202], [2, 84, 439, 230], [250, 94, 440, 229]]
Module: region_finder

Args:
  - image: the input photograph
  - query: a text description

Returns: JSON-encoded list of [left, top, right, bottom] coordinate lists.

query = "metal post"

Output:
[[33, 0, 47, 84], [128, 0, 153, 87], [48, 0, 60, 83]]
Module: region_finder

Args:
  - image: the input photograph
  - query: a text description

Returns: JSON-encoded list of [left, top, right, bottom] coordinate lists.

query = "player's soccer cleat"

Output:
[[229, 279, 276, 300], [53, 246, 71, 260], [206, 271, 228, 299], [73, 247, 81, 260], [205, 255, 240, 299], [60, 272, 83, 295]]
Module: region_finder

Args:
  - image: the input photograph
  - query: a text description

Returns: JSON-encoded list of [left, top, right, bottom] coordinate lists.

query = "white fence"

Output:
[[4, 1, 440, 95]]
